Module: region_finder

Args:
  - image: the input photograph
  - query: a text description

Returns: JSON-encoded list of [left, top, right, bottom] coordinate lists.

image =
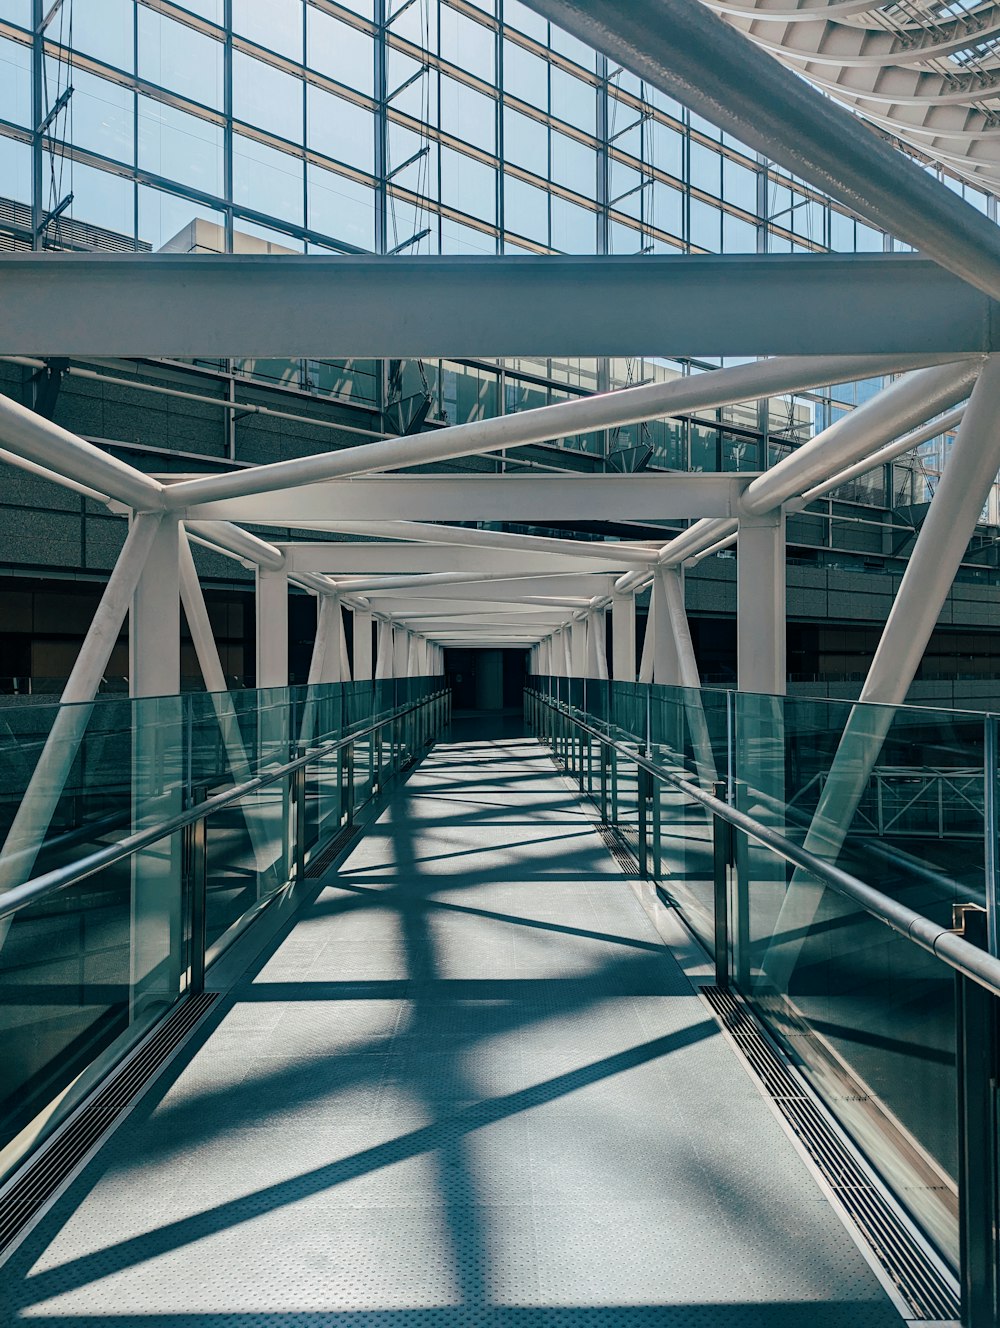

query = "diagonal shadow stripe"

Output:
[[16, 1022, 715, 1309]]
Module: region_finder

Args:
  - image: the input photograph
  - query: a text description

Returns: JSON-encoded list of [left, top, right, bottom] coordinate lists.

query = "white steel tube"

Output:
[[0, 513, 164, 902], [0, 392, 164, 510], [161, 355, 951, 509]]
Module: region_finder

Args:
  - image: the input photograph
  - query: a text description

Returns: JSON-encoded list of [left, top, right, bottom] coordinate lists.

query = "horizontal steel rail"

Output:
[[529, 688, 1000, 999], [0, 689, 448, 923]]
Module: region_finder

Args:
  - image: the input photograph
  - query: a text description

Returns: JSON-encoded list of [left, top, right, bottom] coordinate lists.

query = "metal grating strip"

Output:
[[593, 820, 639, 874], [701, 984, 959, 1323], [0, 991, 217, 1260], [306, 822, 361, 877]]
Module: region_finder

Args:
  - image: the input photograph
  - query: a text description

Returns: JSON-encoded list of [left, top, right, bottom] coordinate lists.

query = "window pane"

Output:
[[233, 134, 303, 224], [505, 0, 547, 40], [66, 161, 135, 238], [441, 76, 495, 153], [551, 130, 594, 195], [551, 194, 594, 252], [0, 132, 31, 203], [0, 37, 30, 126], [233, 52, 302, 142], [504, 174, 547, 240], [138, 187, 226, 252], [550, 68, 594, 134], [72, 0, 133, 72], [440, 8, 495, 82], [440, 147, 495, 222], [307, 86, 374, 172], [0, 0, 30, 28], [503, 106, 547, 177], [503, 40, 547, 108], [232, 0, 303, 61], [139, 97, 224, 195], [138, 8, 224, 109], [68, 68, 133, 165], [690, 198, 721, 251], [307, 9, 373, 95], [307, 163, 375, 249]]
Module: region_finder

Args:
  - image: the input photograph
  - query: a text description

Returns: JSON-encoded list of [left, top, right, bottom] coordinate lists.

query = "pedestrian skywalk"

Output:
[[0, 718, 903, 1327]]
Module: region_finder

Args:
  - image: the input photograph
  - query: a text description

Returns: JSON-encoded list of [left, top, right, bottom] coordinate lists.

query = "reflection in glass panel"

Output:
[[71, 0, 133, 72], [307, 164, 376, 249], [233, 51, 303, 143], [308, 86, 375, 172], [139, 97, 224, 195], [233, 134, 304, 225], [307, 8, 374, 95], [440, 147, 495, 222], [0, 36, 31, 126], [138, 8, 224, 108], [232, 0, 303, 60]]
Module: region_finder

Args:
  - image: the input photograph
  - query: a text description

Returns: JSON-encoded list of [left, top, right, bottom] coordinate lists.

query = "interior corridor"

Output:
[[0, 719, 903, 1327]]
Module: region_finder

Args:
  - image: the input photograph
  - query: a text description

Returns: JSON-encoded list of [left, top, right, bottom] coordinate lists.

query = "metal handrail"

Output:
[[529, 688, 1000, 1000], [0, 688, 448, 923]]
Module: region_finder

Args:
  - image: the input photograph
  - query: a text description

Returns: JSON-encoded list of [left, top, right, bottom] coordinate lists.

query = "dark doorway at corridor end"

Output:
[[444, 647, 526, 712]]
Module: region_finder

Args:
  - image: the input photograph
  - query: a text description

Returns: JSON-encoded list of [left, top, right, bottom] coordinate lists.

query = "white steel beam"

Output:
[[286, 520, 659, 567], [161, 354, 944, 510], [1, 254, 995, 357], [182, 473, 755, 523], [0, 390, 164, 511], [521, 0, 1000, 304], [283, 544, 636, 576]]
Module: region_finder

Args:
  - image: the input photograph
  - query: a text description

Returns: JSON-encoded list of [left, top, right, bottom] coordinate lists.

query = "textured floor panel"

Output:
[[0, 725, 902, 1327]]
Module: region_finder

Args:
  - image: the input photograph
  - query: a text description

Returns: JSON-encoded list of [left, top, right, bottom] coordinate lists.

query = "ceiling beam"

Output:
[[185, 473, 754, 523], [281, 543, 647, 575], [0, 253, 994, 358]]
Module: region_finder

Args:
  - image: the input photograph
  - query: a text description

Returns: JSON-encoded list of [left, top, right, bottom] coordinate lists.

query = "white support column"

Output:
[[179, 532, 280, 880], [737, 510, 786, 695], [650, 568, 680, 686], [307, 595, 335, 686], [561, 628, 573, 676], [352, 607, 373, 681], [337, 601, 352, 682], [255, 566, 288, 689], [130, 514, 181, 699], [586, 608, 608, 680], [129, 512, 183, 1018], [638, 599, 655, 684], [394, 626, 410, 678], [611, 591, 636, 682], [570, 619, 587, 676], [660, 566, 699, 691], [375, 620, 394, 679]]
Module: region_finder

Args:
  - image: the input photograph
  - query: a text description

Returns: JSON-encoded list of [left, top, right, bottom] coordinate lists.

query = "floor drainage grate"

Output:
[[593, 820, 639, 874], [0, 991, 218, 1263], [701, 984, 959, 1323], [306, 822, 361, 877]]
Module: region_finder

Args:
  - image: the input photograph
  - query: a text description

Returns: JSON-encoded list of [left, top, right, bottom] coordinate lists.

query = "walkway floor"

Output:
[[1, 720, 903, 1327]]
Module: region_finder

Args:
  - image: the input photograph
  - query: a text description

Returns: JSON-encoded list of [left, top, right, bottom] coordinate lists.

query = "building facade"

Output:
[[2, 0, 1000, 703]]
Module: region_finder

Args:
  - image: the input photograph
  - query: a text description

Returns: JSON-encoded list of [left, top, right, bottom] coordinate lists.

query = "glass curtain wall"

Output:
[[0, 0, 992, 488]]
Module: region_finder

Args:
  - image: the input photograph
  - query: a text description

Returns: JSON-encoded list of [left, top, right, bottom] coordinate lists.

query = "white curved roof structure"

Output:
[[701, 0, 1000, 194]]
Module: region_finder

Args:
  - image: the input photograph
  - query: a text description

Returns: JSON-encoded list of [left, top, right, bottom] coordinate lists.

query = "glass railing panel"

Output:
[[204, 785, 289, 958], [738, 845, 959, 1262], [0, 830, 183, 1170]]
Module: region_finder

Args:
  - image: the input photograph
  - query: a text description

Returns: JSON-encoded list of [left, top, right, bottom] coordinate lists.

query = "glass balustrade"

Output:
[[0, 677, 448, 1180]]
